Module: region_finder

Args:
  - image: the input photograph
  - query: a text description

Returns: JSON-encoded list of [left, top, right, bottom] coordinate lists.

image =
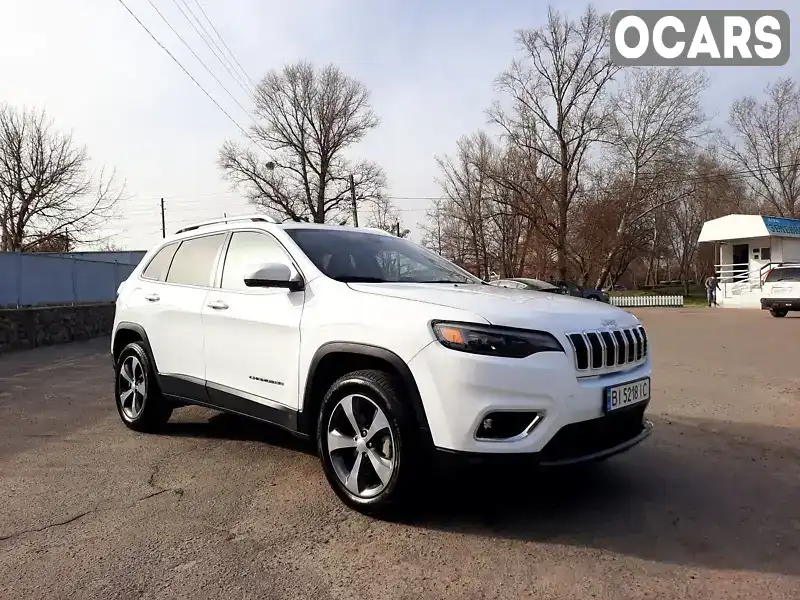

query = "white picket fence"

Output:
[[610, 295, 684, 308]]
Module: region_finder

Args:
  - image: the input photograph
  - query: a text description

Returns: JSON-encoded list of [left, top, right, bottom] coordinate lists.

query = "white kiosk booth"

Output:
[[698, 214, 800, 308]]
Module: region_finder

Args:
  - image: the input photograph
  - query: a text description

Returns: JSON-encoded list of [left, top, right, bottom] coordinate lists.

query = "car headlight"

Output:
[[431, 321, 564, 358]]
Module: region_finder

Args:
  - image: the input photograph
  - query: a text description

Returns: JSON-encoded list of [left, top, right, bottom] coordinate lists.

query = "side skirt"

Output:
[[158, 374, 306, 438]]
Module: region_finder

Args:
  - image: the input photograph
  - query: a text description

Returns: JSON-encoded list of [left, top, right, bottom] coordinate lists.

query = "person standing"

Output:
[[705, 273, 720, 307]]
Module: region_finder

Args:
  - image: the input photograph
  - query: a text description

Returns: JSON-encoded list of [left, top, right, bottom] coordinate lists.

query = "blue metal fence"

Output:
[[0, 252, 142, 308]]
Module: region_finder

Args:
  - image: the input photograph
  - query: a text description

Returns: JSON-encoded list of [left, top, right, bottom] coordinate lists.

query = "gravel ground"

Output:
[[0, 307, 798, 600]]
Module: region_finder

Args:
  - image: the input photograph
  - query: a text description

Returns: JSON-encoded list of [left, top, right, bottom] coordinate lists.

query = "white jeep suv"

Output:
[[111, 215, 653, 514], [761, 264, 800, 317]]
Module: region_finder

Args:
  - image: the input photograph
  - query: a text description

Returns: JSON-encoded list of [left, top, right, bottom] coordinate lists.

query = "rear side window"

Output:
[[220, 231, 292, 291], [165, 234, 226, 287], [141, 242, 179, 281], [766, 267, 800, 282]]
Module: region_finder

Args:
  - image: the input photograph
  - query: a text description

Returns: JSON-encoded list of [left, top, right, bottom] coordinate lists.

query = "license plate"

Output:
[[604, 377, 650, 412]]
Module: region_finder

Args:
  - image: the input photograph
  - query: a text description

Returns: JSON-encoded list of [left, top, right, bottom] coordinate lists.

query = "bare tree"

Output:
[[593, 66, 711, 288], [435, 132, 499, 278], [365, 196, 408, 237], [669, 151, 753, 290], [721, 77, 800, 218], [0, 105, 122, 252], [488, 4, 618, 279], [420, 199, 446, 256], [218, 61, 386, 223]]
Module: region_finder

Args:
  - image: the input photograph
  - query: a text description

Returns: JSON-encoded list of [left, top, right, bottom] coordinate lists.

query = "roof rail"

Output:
[[175, 214, 277, 234]]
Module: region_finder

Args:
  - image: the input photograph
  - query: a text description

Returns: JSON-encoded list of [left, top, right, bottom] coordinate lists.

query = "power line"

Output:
[[119, 160, 800, 227], [170, 0, 253, 99], [116, 0, 270, 157], [189, 0, 257, 89], [143, 0, 253, 122]]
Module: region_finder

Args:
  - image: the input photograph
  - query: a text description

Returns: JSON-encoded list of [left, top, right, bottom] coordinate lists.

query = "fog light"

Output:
[[475, 411, 541, 440]]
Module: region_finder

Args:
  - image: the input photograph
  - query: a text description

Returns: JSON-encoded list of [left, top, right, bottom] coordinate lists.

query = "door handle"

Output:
[[144, 293, 160, 302], [206, 300, 229, 310]]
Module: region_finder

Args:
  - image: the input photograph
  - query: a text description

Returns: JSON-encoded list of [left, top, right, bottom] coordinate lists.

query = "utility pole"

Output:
[[395, 220, 401, 237], [349, 174, 358, 227], [160, 198, 165, 238]]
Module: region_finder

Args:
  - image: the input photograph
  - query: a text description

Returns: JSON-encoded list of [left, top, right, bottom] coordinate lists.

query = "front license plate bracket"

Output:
[[604, 377, 651, 413]]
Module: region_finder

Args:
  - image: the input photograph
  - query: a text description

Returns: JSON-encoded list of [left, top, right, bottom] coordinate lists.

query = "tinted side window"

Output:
[[141, 242, 179, 281], [221, 231, 291, 291], [165, 234, 226, 287]]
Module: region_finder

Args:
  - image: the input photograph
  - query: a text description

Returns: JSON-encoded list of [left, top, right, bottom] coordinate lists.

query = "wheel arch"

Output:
[[300, 342, 431, 443], [113, 322, 159, 372]]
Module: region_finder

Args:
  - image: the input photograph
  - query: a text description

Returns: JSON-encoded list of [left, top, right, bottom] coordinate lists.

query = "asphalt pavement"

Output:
[[1, 308, 798, 599]]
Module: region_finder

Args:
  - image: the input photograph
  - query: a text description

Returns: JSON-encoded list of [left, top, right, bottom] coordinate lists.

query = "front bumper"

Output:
[[761, 297, 800, 311], [408, 340, 653, 457], [435, 413, 653, 468]]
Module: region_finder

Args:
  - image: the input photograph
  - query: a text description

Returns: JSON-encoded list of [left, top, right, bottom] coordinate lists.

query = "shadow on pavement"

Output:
[[402, 414, 800, 577]]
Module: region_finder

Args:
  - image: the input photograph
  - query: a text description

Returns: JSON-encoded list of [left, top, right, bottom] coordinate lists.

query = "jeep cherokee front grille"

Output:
[[567, 325, 648, 372]]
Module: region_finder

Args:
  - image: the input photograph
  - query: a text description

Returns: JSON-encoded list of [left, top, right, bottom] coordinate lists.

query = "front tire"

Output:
[[114, 341, 173, 432], [770, 309, 788, 318], [317, 369, 419, 517]]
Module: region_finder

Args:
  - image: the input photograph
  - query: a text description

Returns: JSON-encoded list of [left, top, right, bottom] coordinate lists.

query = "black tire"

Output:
[[770, 309, 788, 318], [317, 369, 420, 517], [114, 341, 173, 432], [587, 295, 600, 301]]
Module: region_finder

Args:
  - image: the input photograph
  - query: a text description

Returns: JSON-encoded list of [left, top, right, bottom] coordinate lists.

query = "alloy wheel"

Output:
[[327, 394, 395, 498], [119, 355, 147, 420]]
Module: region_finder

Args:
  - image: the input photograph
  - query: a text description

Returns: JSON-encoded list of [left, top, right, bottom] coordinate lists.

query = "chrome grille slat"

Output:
[[600, 331, 615, 367], [586, 332, 604, 369], [612, 330, 626, 364], [633, 327, 644, 360], [623, 329, 635, 363], [567, 325, 649, 373]]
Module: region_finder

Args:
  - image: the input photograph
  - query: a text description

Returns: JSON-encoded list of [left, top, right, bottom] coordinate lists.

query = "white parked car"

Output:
[[761, 264, 800, 317], [111, 216, 653, 515]]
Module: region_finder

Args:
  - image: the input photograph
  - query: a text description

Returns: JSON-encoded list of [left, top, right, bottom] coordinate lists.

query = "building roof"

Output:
[[698, 214, 800, 243]]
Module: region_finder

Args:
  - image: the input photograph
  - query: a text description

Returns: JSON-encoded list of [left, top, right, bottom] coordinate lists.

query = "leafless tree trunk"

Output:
[[488, 5, 618, 279], [435, 133, 498, 278], [218, 61, 385, 223], [0, 104, 122, 252], [721, 77, 800, 218], [420, 199, 445, 255], [593, 67, 710, 289]]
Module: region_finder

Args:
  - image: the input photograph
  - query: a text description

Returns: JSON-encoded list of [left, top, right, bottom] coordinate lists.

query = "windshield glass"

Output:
[[766, 267, 800, 282], [284, 228, 482, 284]]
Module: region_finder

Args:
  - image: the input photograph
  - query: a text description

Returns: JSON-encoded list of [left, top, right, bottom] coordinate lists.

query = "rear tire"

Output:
[[317, 369, 420, 517], [114, 341, 173, 432], [770, 309, 788, 318]]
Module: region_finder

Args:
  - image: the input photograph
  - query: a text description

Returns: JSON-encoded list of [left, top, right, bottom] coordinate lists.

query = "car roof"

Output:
[[164, 218, 394, 244], [278, 222, 393, 236]]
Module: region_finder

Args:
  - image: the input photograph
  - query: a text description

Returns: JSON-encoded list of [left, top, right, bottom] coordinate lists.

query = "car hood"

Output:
[[347, 282, 638, 331]]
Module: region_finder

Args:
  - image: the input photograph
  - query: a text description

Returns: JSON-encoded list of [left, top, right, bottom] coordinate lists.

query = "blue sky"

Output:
[[0, 0, 797, 249]]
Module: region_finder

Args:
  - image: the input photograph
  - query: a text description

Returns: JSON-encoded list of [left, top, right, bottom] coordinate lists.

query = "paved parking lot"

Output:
[[1, 308, 798, 599]]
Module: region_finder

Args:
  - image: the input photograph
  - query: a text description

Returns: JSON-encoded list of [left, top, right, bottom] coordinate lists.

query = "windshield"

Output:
[[284, 228, 482, 284], [766, 267, 800, 282]]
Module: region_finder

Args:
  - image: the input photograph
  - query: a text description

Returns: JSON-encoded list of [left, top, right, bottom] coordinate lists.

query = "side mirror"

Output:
[[244, 262, 304, 292]]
